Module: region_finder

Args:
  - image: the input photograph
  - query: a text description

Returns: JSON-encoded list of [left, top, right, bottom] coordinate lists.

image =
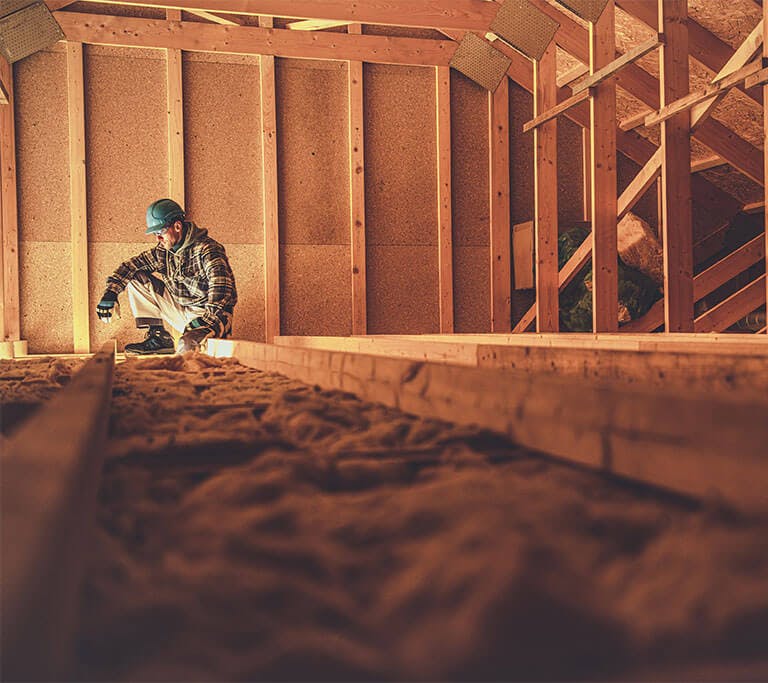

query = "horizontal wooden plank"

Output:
[[52, 0, 497, 30], [207, 338, 768, 512], [1, 342, 115, 681], [55, 12, 456, 66], [522, 88, 590, 133], [571, 35, 663, 94], [695, 275, 767, 333]]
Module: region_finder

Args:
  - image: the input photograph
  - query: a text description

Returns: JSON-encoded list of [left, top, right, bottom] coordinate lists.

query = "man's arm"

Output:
[[104, 247, 164, 296], [195, 243, 237, 336]]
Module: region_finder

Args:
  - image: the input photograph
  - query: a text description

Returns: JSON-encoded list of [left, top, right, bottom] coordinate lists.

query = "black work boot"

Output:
[[124, 326, 175, 356]]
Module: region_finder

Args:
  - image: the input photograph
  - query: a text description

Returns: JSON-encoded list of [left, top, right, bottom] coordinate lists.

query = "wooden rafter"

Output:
[[48, 0, 498, 30], [54, 12, 456, 67], [695, 275, 766, 332], [288, 20, 351, 31], [0, 57, 19, 342], [186, 9, 241, 24]]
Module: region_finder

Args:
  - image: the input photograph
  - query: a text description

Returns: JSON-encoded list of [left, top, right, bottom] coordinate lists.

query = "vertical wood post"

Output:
[[348, 24, 367, 335], [582, 128, 591, 221], [66, 43, 90, 353], [589, 2, 618, 332], [488, 77, 511, 332], [0, 57, 20, 342], [166, 9, 185, 205], [659, 0, 694, 332], [534, 43, 559, 332], [259, 16, 280, 342], [763, 5, 768, 333], [436, 65, 454, 333]]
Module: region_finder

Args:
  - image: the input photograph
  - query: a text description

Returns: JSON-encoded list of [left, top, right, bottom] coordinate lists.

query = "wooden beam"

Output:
[[616, 0, 763, 106], [590, 2, 618, 332], [45, 0, 77, 9], [743, 200, 765, 214], [645, 60, 762, 128], [166, 9, 185, 205], [764, 1, 768, 333], [348, 24, 366, 335], [259, 16, 279, 342], [1, 342, 114, 681], [695, 275, 766, 332], [526, 0, 764, 186], [55, 12, 457, 67], [581, 128, 591, 220], [0, 57, 19, 342], [658, 0, 694, 332], [436, 65, 454, 333], [489, 77, 511, 332], [0, 78, 8, 106], [288, 19, 351, 30], [207, 338, 768, 513], [522, 88, 590, 133], [690, 154, 726, 173], [556, 62, 588, 88], [513, 221, 534, 290], [572, 35, 663, 94], [55, 0, 498, 30], [534, 43, 559, 332], [66, 43, 90, 354], [186, 9, 240, 24]]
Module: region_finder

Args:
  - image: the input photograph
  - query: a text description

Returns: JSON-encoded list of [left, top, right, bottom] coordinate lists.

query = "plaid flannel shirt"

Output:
[[104, 223, 237, 337]]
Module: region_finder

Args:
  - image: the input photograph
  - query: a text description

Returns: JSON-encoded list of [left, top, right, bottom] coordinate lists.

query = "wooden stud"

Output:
[[572, 35, 663, 94], [522, 88, 590, 133], [581, 127, 591, 221], [658, 0, 693, 332], [166, 9, 185, 204], [259, 15, 280, 342], [589, 2, 618, 332], [534, 43, 558, 332], [512, 221, 534, 290], [55, 11, 457, 67], [436, 65, 454, 333], [489, 76, 511, 332], [0, 57, 20, 342], [348, 24, 366, 335], [66, 43, 90, 354]]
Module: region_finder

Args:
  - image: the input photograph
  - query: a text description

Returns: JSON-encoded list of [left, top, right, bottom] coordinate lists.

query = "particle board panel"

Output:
[[84, 46, 167, 243], [509, 83, 534, 225], [366, 245, 439, 334], [67, 2, 165, 19], [363, 64, 437, 247], [450, 70, 489, 247], [13, 49, 69, 242], [557, 117, 586, 226], [275, 59, 349, 246], [279, 245, 352, 336], [182, 56, 262, 245], [454, 246, 491, 332], [226, 244, 264, 342], [19, 242, 73, 354], [361, 24, 445, 41]]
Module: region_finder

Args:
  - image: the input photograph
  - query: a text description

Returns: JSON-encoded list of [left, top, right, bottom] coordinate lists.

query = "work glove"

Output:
[[96, 290, 120, 323], [177, 317, 209, 353]]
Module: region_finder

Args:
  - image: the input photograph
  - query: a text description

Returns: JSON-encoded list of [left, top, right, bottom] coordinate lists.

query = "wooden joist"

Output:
[[288, 19, 351, 31], [259, 16, 279, 342], [556, 62, 588, 88], [51, 0, 498, 31], [166, 9, 185, 205], [695, 275, 766, 333], [436, 65, 454, 333], [186, 9, 240, 24], [348, 24, 366, 335], [208, 337, 768, 513], [55, 12, 457, 67], [571, 34, 663, 94], [489, 77, 511, 332], [534, 43, 559, 332], [1, 342, 115, 681], [522, 88, 590, 134]]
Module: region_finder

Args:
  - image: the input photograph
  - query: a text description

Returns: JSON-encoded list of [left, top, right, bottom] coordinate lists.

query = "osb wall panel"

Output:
[[454, 247, 491, 332], [183, 56, 263, 245], [280, 246, 352, 336], [85, 46, 168, 242], [367, 246, 439, 334], [276, 59, 349, 245], [14, 47, 70, 243], [20, 242, 73, 353], [363, 64, 437, 246], [451, 71, 489, 248], [226, 245, 265, 342], [510, 83, 584, 229]]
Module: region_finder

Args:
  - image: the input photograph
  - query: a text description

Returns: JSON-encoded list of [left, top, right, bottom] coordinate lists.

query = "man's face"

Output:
[[155, 220, 184, 249]]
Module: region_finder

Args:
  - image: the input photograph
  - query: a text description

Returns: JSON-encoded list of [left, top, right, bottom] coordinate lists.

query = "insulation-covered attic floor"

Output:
[[3, 354, 768, 681]]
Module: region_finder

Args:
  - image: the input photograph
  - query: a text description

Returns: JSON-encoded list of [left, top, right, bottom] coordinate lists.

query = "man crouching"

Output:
[[96, 198, 237, 355]]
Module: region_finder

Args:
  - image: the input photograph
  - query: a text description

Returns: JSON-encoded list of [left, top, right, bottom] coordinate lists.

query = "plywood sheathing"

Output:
[[450, 71, 490, 332], [66, 2, 164, 19], [226, 244, 265, 342], [279, 246, 352, 335], [20, 243, 73, 354], [183, 56, 262, 244], [14, 48, 70, 243], [84, 45, 167, 243], [275, 59, 351, 336]]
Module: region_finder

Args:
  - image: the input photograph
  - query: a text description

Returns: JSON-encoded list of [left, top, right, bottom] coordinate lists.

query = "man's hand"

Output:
[[96, 290, 119, 323], [177, 318, 209, 353]]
